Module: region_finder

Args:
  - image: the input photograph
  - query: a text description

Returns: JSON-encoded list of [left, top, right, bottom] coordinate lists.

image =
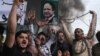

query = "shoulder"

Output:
[[50, 42, 57, 50], [92, 43, 100, 48], [51, 42, 56, 47], [3, 43, 15, 50], [2, 43, 16, 56]]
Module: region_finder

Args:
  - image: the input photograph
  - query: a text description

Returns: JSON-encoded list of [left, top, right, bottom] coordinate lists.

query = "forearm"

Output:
[[7, 4, 17, 34], [5, 2, 18, 48], [87, 11, 97, 39], [61, 20, 72, 44]]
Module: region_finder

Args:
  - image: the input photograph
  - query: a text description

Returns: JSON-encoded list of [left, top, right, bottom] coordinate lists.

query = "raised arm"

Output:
[[26, 9, 36, 24], [5, 0, 19, 48], [60, 19, 73, 44], [87, 10, 97, 39]]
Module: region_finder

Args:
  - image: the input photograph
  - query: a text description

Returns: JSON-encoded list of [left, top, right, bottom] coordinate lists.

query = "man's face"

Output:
[[63, 50, 70, 56], [75, 28, 84, 40], [43, 3, 54, 18], [16, 33, 29, 48], [48, 26, 54, 33], [58, 32, 65, 43], [39, 34, 46, 45]]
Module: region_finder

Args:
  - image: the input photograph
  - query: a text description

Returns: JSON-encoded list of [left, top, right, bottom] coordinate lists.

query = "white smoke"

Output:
[[59, 0, 85, 32]]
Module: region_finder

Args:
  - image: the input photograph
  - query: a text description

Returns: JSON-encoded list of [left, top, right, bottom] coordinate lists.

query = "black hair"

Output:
[[42, 1, 55, 11], [96, 31, 100, 42], [74, 28, 84, 38], [56, 30, 65, 38], [37, 32, 48, 38], [58, 44, 69, 52], [15, 30, 30, 38], [74, 28, 83, 33]]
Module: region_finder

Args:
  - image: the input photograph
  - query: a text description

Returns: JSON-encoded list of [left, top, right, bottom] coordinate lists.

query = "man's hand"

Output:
[[27, 10, 36, 21], [13, 0, 25, 5], [13, 0, 19, 5], [90, 10, 96, 15], [60, 16, 66, 24], [34, 38, 41, 46], [37, 21, 44, 27]]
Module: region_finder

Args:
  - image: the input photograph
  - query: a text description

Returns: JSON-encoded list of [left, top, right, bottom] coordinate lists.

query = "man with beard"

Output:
[[50, 30, 72, 56], [60, 10, 97, 56], [2, 0, 32, 56]]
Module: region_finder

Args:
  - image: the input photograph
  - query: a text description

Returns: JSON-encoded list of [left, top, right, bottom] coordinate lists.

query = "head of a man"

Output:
[[74, 28, 84, 40], [58, 43, 71, 56], [47, 25, 55, 34], [63, 50, 70, 56], [96, 31, 100, 42], [15, 30, 30, 49], [37, 32, 47, 45], [57, 31, 65, 43], [43, 2, 55, 18]]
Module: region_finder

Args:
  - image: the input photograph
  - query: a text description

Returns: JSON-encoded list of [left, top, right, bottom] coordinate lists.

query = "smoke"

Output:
[[59, 0, 85, 32], [59, 0, 85, 19], [74, 0, 84, 11]]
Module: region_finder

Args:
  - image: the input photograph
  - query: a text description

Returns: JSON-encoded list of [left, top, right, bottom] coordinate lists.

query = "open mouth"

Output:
[[41, 38, 45, 41], [22, 41, 27, 44]]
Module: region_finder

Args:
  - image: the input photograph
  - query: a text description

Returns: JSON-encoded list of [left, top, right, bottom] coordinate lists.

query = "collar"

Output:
[[48, 14, 55, 21]]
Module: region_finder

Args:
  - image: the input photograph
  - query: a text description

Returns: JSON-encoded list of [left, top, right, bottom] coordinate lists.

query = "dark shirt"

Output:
[[0, 45, 3, 56], [2, 44, 32, 56], [92, 43, 100, 56], [50, 41, 72, 56]]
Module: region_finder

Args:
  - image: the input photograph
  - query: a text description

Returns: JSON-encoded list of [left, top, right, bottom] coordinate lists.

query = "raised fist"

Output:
[[89, 10, 96, 14]]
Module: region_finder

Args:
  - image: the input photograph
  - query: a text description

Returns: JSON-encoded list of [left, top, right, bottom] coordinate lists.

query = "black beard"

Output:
[[16, 42, 27, 50]]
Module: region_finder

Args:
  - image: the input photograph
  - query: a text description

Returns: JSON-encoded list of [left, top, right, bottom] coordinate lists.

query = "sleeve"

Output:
[[2, 43, 15, 56]]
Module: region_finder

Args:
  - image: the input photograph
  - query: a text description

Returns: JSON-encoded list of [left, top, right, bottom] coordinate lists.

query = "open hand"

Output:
[[27, 10, 36, 21]]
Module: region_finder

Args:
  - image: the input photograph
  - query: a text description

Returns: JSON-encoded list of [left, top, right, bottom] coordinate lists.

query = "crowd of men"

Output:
[[0, 0, 100, 56]]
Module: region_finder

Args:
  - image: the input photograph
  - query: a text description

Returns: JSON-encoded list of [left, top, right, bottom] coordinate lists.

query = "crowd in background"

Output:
[[0, 0, 99, 56]]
